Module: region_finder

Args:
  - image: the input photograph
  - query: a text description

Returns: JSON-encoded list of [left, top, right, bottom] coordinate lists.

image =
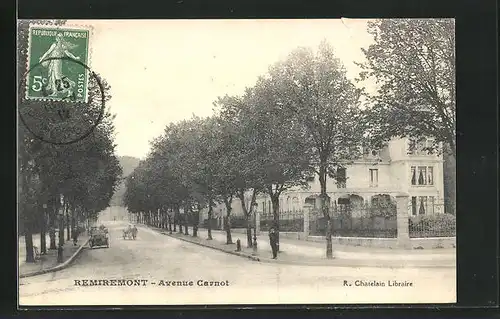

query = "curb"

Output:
[[161, 231, 261, 263], [155, 229, 455, 269], [19, 237, 90, 279]]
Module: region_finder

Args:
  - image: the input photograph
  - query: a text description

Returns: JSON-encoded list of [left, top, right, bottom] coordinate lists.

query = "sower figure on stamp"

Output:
[[39, 33, 80, 97], [269, 226, 278, 259]]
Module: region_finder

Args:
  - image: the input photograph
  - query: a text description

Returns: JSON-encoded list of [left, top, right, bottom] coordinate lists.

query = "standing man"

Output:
[[269, 226, 278, 259]]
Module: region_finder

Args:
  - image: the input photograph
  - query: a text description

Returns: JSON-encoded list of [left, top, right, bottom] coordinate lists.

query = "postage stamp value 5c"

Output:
[[26, 25, 91, 103]]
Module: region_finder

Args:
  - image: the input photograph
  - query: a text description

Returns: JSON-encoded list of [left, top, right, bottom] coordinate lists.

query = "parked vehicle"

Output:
[[89, 229, 109, 248]]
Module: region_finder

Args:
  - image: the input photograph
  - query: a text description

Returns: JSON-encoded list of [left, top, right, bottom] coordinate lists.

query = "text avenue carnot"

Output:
[[74, 279, 230, 287]]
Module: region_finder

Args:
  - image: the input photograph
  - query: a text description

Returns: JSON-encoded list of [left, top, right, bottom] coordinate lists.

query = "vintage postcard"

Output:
[[17, 19, 457, 306]]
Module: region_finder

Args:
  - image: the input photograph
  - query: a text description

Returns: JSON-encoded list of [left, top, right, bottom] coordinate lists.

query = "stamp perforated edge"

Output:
[[24, 22, 95, 103]]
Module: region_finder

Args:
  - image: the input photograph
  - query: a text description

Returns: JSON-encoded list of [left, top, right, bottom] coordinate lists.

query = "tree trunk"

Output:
[[224, 216, 233, 244], [163, 209, 168, 229], [40, 208, 47, 254], [271, 194, 280, 252], [49, 211, 57, 249], [24, 221, 35, 263], [58, 208, 64, 247], [49, 206, 57, 249], [224, 197, 233, 244], [66, 209, 70, 241], [319, 164, 333, 259], [192, 210, 199, 237], [237, 190, 253, 248], [246, 217, 253, 248], [71, 213, 76, 241], [168, 209, 173, 232], [184, 208, 189, 235], [173, 211, 177, 232], [160, 209, 164, 229], [207, 204, 213, 240], [176, 207, 183, 233]]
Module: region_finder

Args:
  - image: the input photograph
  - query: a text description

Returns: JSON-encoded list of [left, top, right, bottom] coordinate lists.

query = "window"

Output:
[[408, 138, 435, 155], [369, 169, 379, 187], [292, 197, 299, 212], [410, 166, 434, 186], [305, 197, 316, 209], [417, 166, 427, 185], [427, 167, 434, 185], [336, 168, 346, 188], [408, 140, 416, 155], [418, 196, 427, 215], [411, 196, 435, 215], [428, 196, 435, 214]]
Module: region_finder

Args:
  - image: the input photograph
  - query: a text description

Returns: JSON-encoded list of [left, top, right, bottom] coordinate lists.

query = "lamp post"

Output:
[[252, 202, 258, 255]]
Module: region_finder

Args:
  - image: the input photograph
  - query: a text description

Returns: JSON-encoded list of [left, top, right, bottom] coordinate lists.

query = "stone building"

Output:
[[201, 137, 446, 223]]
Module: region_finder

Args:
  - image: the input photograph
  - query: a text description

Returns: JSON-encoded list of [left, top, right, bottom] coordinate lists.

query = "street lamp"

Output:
[[252, 202, 258, 254]]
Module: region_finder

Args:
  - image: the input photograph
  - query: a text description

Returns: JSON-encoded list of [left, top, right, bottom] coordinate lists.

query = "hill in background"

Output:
[[109, 155, 141, 207]]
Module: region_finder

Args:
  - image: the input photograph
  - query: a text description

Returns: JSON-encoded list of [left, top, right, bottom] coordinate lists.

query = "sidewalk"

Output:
[[19, 232, 89, 278], [144, 225, 456, 268]]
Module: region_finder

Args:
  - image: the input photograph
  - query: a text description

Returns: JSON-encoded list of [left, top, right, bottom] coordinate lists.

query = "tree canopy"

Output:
[[18, 20, 122, 262], [358, 19, 456, 156]]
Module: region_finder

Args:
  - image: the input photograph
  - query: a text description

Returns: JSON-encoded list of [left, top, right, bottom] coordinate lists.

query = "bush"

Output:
[[369, 201, 397, 218], [409, 213, 456, 232]]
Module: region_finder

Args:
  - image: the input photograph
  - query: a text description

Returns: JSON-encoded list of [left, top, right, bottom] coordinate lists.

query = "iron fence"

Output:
[[201, 218, 218, 229], [408, 200, 456, 237], [260, 211, 304, 232], [226, 216, 248, 229], [309, 203, 397, 238]]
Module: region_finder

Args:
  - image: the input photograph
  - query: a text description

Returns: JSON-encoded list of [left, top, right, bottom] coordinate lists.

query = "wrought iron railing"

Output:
[[260, 211, 304, 232]]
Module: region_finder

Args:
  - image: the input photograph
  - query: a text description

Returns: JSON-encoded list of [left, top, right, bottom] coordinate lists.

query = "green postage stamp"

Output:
[[26, 24, 92, 103]]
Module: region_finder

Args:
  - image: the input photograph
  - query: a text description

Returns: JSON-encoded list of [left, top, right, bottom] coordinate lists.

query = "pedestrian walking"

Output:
[[269, 227, 278, 259]]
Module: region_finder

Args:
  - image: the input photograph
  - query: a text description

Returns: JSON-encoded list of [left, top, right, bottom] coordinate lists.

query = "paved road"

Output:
[[19, 221, 456, 305]]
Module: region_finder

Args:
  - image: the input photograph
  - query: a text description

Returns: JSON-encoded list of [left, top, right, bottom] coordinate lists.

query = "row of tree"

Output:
[[124, 19, 456, 258], [18, 20, 122, 262]]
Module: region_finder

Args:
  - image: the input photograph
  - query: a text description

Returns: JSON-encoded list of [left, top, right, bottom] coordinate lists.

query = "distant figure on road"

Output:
[[269, 227, 278, 259], [132, 225, 138, 239], [99, 224, 108, 234]]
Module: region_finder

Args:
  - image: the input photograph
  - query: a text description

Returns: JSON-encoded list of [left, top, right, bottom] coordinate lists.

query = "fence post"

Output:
[[395, 193, 411, 249], [303, 207, 310, 239]]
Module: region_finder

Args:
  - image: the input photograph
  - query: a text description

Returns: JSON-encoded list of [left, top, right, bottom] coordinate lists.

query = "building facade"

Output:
[[201, 137, 445, 222]]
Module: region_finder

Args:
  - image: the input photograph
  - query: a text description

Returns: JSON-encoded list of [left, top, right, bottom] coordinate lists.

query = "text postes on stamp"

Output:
[[26, 25, 91, 103]]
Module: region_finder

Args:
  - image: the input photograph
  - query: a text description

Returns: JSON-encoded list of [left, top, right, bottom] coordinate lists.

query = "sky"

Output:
[[72, 19, 375, 159]]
